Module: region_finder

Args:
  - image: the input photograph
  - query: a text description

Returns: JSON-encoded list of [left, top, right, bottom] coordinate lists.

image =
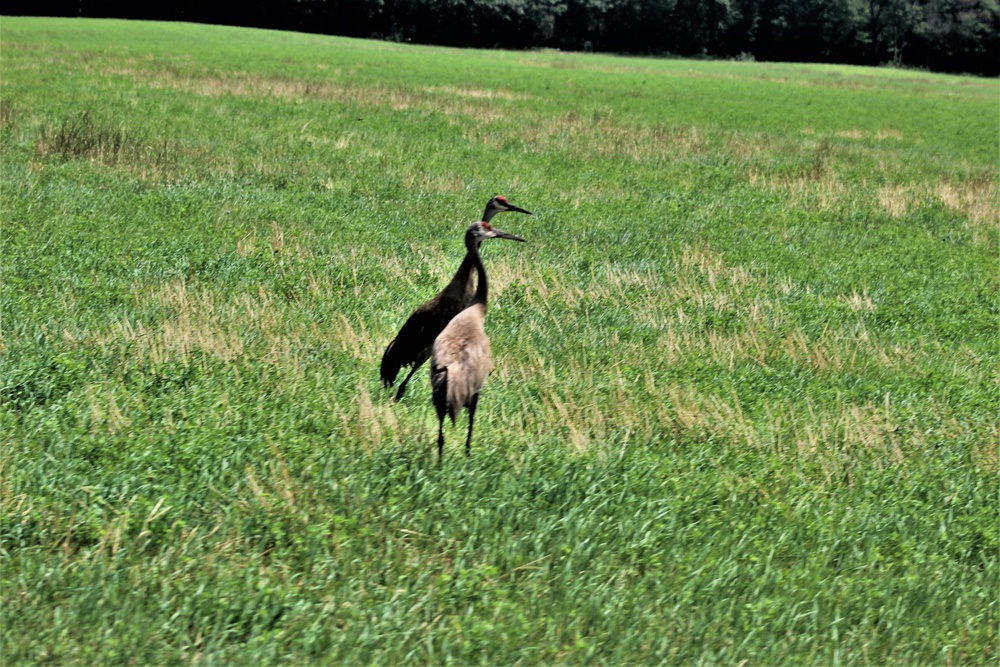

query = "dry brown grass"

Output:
[[835, 129, 866, 140], [747, 166, 850, 211], [486, 242, 987, 464], [878, 184, 913, 217], [400, 170, 467, 194], [837, 290, 876, 312], [134, 66, 526, 127], [875, 177, 998, 229], [497, 242, 940, 380], [473, 110, 711, 163], [502, 347, 915, 469], [937, 178, 999, 228], [751, 164, 997, 226], [84, 382, 131, 435], [376, 242, 988, 463], [421, 86, 527, 101], [0, 99, 17, 130], [876, 128, 904, 140], [108, 63, 541, 148], [971, 424, 1000, 472], [98, 280, 266, 367], [97, 243, 405, 367], [235, 222, 314, 261], [143, 69, 348, 102]]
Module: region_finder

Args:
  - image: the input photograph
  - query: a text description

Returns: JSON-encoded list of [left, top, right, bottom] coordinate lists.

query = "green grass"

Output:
[[2, 16, 997, 665]]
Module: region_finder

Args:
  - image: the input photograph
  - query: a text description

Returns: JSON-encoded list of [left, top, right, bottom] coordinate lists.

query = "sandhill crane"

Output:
[[431, 220, 521, 459], [380, 196, 530, 401]]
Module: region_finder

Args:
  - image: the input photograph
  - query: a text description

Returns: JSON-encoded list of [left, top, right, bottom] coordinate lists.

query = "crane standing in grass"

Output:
[[380, 196, 530, 401], [431, 220, 522, 459]]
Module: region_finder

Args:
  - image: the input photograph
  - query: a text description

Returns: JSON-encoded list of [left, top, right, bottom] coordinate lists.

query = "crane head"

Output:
[[482, 195, 532, 222], [467, 220, 526, 244]]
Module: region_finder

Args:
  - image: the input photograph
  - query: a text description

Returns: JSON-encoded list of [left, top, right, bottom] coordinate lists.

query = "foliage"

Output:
[[1, 17, 998, 665], [5, 0, 1000, 74]]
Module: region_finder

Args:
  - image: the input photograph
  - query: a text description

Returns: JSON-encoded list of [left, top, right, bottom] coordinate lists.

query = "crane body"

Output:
[[380, 196, 529, 400], [431, 220, 518, 459]]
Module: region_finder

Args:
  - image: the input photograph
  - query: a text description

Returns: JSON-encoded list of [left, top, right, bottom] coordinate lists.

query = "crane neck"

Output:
[[450, 247, 476, 285], [467, 233, 488, 309]]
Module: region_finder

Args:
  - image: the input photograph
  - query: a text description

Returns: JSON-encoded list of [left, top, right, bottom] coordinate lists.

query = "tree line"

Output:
[[9, 0, 999, 75]]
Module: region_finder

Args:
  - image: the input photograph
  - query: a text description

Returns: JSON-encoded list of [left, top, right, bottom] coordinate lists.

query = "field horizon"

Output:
[[2, 16, 997, 665]]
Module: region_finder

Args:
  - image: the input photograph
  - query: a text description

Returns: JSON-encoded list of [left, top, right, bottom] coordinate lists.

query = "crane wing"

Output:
[[380, 292, 463, 387]]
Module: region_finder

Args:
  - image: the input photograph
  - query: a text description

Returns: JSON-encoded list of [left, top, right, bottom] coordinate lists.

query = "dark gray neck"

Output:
[[450, 249, 476, 286], [467, 233, 488, 308]]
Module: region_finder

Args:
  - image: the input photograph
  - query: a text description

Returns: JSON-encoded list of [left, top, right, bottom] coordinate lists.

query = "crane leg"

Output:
[[465, 393, 480, 457], [437, 417, 445, 464], [394, 364, 419, 401], [395, 348, 431, 401]]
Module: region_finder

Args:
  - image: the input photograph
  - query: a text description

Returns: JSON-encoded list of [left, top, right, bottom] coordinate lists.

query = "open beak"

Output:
[[492, 227, 526, 242]]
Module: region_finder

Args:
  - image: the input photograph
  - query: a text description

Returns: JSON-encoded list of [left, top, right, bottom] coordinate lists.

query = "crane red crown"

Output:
[[495, 196, 508, 204]]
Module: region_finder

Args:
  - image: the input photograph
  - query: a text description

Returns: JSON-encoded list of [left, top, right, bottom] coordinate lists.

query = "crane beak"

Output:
[[504, 204, 532, 215], [491, 228, 526, 242]]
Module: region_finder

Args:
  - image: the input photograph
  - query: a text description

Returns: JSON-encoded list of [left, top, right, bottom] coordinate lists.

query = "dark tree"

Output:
[[3, 0, 997, 75]]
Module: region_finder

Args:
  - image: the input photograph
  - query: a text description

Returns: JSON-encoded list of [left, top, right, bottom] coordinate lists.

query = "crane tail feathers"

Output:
[[380, 338, 401, 387], [431, 363, 452, 423]]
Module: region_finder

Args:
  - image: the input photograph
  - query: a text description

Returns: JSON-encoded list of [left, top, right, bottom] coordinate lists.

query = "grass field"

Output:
[[1, 16, 998, 665]]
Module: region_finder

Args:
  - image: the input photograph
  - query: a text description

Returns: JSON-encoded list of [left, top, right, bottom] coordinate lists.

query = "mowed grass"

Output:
[[1, 16, 997, 665]]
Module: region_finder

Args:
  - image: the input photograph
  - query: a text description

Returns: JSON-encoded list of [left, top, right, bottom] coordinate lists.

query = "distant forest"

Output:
[[6, 0, 999, 75]]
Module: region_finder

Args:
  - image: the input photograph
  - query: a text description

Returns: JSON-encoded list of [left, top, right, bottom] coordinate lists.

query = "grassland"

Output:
[[1, 16, 997, 665]]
